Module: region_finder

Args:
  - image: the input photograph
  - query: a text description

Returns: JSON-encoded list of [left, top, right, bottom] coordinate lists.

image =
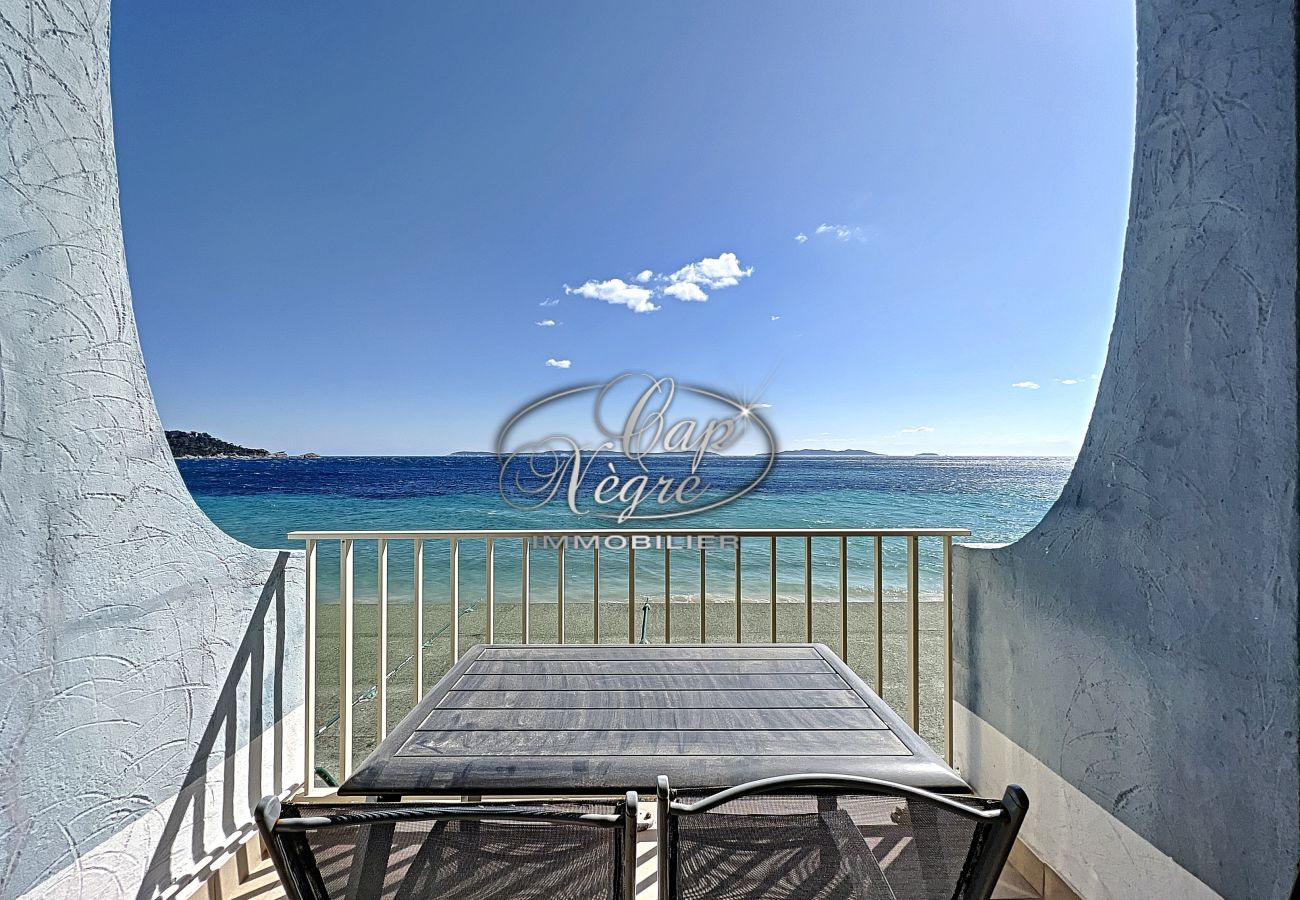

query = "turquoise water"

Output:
[[179, 455, 1072, 606]]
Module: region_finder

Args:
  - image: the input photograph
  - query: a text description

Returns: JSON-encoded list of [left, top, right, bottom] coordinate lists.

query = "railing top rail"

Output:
[[287, 527, 971, 541]]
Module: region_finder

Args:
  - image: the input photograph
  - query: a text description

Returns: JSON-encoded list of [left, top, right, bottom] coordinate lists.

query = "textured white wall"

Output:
[[953, 2, 1297, 899], [0, 3, 304, 898]]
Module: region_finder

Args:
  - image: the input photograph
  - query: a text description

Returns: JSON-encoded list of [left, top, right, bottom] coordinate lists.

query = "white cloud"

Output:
[[1011, 381, 1040, 390], [1058, 378, 1080, 385], [535, 319, 557, 327], [667, 251, 753, 290], [565, 278, 659, 314], [563, 251, 751, 315], [901, 425, 935, 433], [545, 358, 572, 369], [805, 223, 867, 243], [664, 281, 708, 303], [770, 315, 780, 321], [794, 233, 808, 243], [539, 298, 560, 307]]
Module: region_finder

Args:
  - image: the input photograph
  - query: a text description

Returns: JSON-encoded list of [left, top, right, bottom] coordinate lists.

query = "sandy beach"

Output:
[[311, 599, 949, 781]]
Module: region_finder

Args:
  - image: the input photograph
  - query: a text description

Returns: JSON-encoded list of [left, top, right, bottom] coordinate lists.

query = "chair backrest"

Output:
[[256, 793, 639, 900], [655, 775, 1027, 900]]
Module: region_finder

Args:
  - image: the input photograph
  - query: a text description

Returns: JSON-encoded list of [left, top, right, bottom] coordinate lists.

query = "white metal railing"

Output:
[[288, 527, 970, 795]]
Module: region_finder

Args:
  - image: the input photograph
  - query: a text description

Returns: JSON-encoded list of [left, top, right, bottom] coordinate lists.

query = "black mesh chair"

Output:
[[655, 775, 1027, 900], [255, 793, 639, 900]]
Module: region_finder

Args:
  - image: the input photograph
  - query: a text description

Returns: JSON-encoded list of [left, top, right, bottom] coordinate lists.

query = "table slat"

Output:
[[477, 646, 822, 660], [466, 658, 834, 675], [451, 672, 848, 691], [399, 728, 909, 757], [417, 706, 887, 731], [435, 688, 870, 710], [353, 755, 965, 794]]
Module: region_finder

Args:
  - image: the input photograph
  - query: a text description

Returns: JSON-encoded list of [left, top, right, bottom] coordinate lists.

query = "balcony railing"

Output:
[[287, 527, 970, 795]]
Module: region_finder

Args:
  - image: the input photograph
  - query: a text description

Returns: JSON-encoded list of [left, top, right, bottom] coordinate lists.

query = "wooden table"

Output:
[[339, 643, 970, 797]]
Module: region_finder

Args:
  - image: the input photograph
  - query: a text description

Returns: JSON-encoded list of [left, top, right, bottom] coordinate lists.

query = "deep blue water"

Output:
[[179, 455, 1072, 604]]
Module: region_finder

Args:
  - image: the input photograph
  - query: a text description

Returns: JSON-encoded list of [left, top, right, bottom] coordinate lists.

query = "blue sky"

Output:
[[112, 1, 1136, 456]]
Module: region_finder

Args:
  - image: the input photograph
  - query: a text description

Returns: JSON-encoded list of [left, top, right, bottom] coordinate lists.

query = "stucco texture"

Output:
[[0, 3, 304, 898], [953, 2, 1298, 899]]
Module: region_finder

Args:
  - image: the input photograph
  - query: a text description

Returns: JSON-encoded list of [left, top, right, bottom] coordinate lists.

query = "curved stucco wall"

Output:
[[0, 4, 304, 898], [953, 2, 1297, 899]]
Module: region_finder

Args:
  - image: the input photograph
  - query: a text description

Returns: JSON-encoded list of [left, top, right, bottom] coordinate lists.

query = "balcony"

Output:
[[3, 0, 1295, 897], [182, 526, 1046, 899], [288, 527, 969, 791]]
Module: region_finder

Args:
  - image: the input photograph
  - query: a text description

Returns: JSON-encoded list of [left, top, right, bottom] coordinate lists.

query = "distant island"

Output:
[[166, 430, 319, 460], [777, 448, 882, 457]]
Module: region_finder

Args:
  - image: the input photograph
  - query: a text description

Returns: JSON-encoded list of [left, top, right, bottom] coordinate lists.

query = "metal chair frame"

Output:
[[256, 775, 1026, 900], [655, 774, 1028, 900], [255, 793, 640, 900]]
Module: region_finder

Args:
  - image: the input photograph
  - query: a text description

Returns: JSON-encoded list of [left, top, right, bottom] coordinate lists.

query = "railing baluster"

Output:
[[485, 537, 495, 643], [804, 536, 813, 642], [664, 546, 671, 643], [839, 535, 848, 662], [874, 536, 884, 695], [450, 537, 460, 661], [769, 536, 777, 642], [303, 538, 317, 792], [734, 539, 742, 642], [593, 544, 601, 644], [943, 535, 954, 763], [699, 547, 707, 643], [414, 538, 424, 701], [628, 548, 637, 642], [521, 538, 530, 643], [557, 541, 565, 644], [377, 538, 388, 741], [906, 534, 920, 731], [338, 538, 354, 779]]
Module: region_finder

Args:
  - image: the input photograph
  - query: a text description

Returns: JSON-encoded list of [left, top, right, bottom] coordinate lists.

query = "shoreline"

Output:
[[174, 453, 319, 460]]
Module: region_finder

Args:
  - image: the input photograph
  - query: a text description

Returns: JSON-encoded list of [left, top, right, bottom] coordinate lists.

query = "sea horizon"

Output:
[[179, 454, 1074, 607]]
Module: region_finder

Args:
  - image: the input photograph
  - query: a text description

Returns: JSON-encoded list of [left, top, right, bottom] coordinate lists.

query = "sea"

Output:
[[178, 455, 1072, 606]]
